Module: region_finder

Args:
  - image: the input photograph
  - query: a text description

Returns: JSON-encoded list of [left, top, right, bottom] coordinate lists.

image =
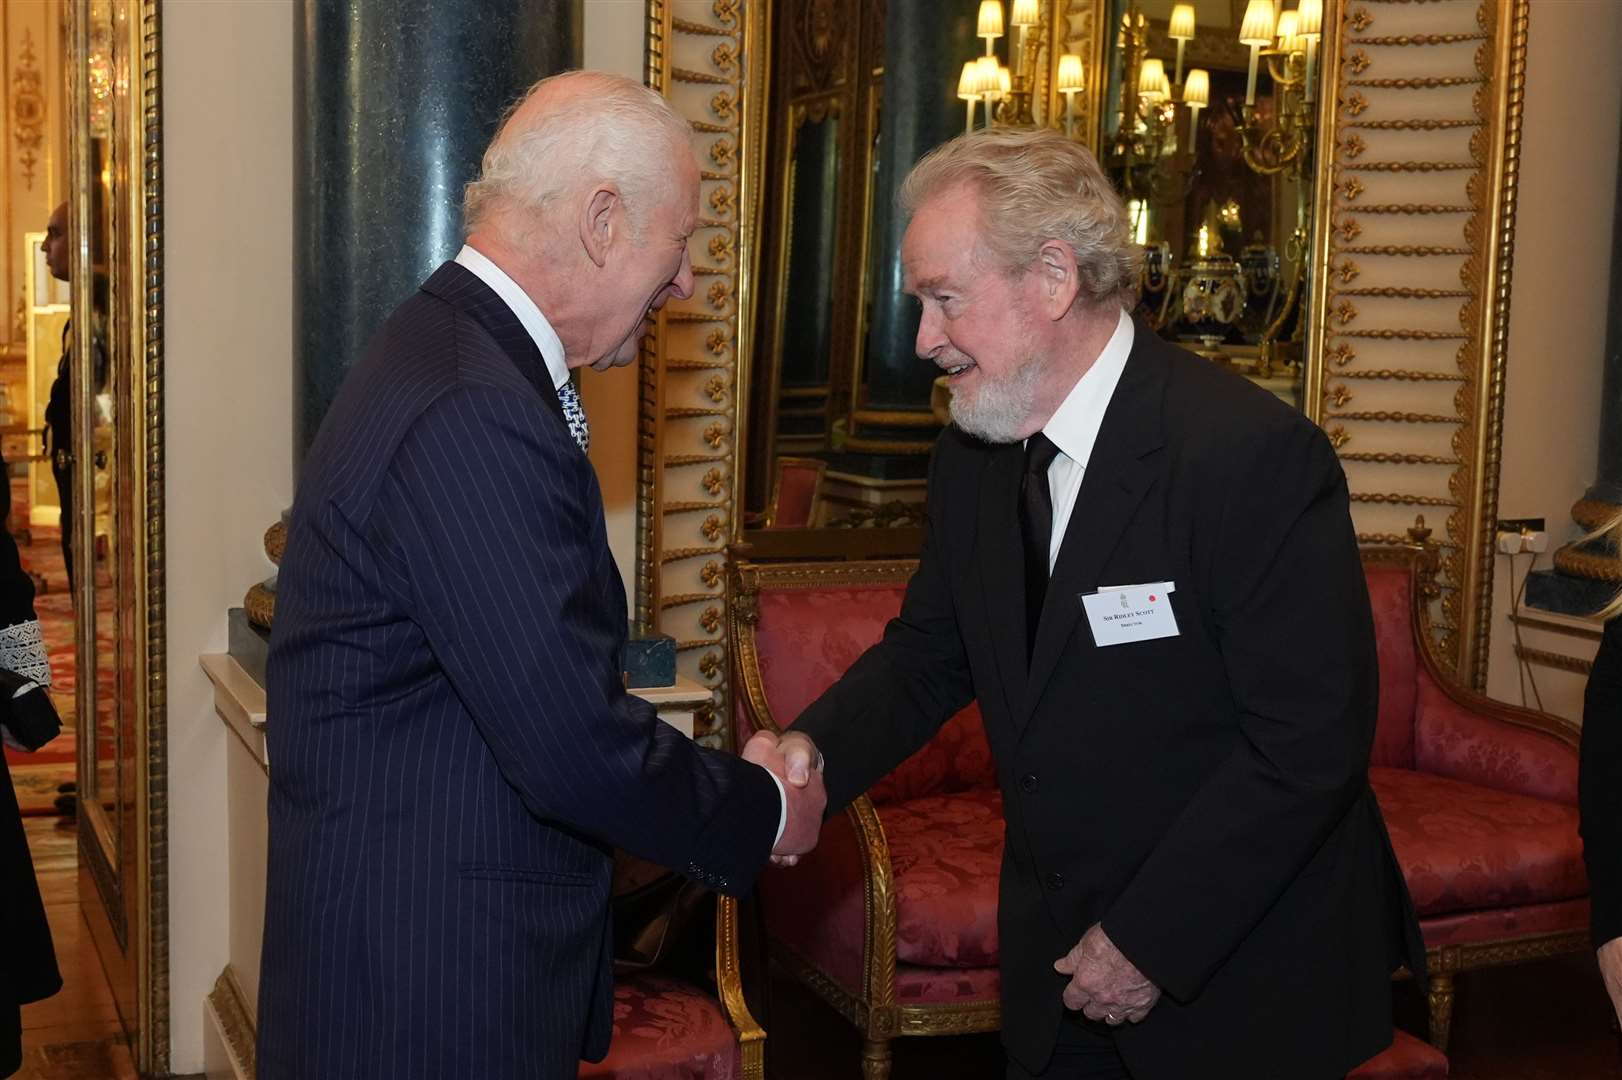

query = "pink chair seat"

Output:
[[1348, 1029, 1448, 1078], [1370, 766, 1588, 919], [884, 788, 1005, 968], [579, 974, 740, 1080]]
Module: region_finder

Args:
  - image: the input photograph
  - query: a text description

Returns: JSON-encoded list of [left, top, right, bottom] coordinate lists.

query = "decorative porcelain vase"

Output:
[[1179, 254, 1244, 344]]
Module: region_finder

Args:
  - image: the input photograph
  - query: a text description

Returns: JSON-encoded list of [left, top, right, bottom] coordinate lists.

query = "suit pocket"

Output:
[[458, 862, 595, 887]]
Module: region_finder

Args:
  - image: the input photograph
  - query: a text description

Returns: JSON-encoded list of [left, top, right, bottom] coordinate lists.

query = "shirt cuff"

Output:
[[762, 766, 788, 847]]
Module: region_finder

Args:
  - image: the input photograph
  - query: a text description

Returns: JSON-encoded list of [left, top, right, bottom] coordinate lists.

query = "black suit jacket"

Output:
[[1581, 616, 1622, 948], [259, 262, 780, 1080], [795, 323, 1424, 1078]]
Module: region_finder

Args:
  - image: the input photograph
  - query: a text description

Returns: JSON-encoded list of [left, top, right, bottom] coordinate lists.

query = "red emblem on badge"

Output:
[[1149, 595, 1157, 602]]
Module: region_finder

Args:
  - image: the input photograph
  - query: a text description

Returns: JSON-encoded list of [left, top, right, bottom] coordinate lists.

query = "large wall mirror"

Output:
[[642, 0, 1526, 733], [65, 0, 167, 1070]]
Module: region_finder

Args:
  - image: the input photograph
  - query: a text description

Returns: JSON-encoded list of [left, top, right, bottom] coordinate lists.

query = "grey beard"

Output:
[[948, 357, 1044, 444]]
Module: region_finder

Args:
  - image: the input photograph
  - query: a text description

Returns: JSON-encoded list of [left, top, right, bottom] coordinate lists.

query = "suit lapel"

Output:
[[1022, 331, 1168, 720], [420, 261, 568, 423], [977, 443, 1029, 728]]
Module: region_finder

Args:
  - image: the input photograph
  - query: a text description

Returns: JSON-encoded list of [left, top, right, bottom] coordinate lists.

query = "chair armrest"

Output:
[[715, 895, 766, 1079], [1414, 665, 1581, 805], [757, 794, 897, 1008]]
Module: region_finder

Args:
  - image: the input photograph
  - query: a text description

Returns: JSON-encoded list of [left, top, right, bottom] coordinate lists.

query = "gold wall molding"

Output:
[[1305, 0, 1529, 687], [10, 28, 45, 189], [205, 966, 258, 1080]]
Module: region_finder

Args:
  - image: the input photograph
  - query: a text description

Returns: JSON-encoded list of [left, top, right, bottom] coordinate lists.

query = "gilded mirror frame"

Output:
[[65, 0, 168, 1071], [638, 0, 1526, 728]]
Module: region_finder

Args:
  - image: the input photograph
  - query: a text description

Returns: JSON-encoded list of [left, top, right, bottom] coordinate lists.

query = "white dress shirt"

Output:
[[454, 244, 571, 392], [1035, 308, 1135, 571], [453, 244, 790, 845]]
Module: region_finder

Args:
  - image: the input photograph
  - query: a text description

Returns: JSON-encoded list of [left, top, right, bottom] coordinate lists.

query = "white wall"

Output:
[[581, 0, 648, 608], [1481, 0, 1622, 713], [162, 0, 294, 1072]]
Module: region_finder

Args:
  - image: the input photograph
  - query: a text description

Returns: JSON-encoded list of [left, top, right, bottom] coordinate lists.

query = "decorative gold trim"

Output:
[[715, 896, 766, 1079], [1354, 32, 1489, 45], [1330, 411, 1464, 424], [1571, 498, 1620, 529], [1553, 546, 1622, 584], [1341, 452, 1462, 465], [1337, 370, 1466, 382], [1512, 645, 1594, 677], [1346, 75, 1483, 88], [205, 966, 258, 1080], [1350, 492, 1461, 508], [1346, 118, 1482, 130]]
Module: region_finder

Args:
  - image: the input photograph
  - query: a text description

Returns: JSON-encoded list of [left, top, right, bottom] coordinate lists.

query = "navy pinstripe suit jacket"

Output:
[[258, 262, 779, 1079]]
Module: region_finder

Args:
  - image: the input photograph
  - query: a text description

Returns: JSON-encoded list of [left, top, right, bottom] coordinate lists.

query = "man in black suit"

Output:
[[259, 71, 825, 1080], [760, 127, 1424, 1078]]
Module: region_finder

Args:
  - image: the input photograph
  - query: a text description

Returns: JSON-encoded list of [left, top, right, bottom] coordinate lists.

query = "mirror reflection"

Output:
[[1098, 0, 1322, 401]]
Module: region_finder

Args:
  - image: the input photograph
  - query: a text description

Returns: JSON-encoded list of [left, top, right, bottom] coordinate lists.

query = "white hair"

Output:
[[463, 71, 692, 240]]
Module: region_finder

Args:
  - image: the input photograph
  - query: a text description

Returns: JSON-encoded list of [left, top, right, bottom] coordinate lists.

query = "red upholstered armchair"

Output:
[[580, 897, 765, 1080], [765, 456, 828, 529], [1361, 541, 1588, 1051], [729, 558, 1001, 1079]]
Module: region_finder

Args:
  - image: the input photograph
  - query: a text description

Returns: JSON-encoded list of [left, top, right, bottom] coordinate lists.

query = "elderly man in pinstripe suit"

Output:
[[258, 71, 826, 1080]]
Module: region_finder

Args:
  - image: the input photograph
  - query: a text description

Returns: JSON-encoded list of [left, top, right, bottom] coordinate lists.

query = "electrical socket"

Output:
[[1497, 517, 1546, 535], [1496, 531, 1526, 555], [1525, 531, 1549, 554]]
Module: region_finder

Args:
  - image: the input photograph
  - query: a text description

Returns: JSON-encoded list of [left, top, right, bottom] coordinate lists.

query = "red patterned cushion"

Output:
[[1416, 897, 1589, 949], [895, 962, 1001, 1005], [579, 974, 739, 1080], [1412, 673, 1579, 805], [752, 580, 994, 800], [1370, 766, 1587, 918], [882, 788, 1004, 967], [1364, 563, 1418, 769], [769, 460, 822, 529], [1348, 1029, 1448, 1079]]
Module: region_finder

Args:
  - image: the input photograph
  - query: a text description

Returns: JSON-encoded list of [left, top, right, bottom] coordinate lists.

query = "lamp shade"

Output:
[[978, 0, 1004, 38], [974, 55, 1002, 97], [1138, 57, 1169, 101], [1239, 0, 1277, 45], [1275, 10, 1299, 50], [998, 65, 1012, 98], [1168, 3, 1197, 41], [1056, 53, 1085, 93], [1182, 67, 1210, 108], [959, 60, 981, 100], [1297, 0, 1323, 37], [1011, 0, 1041, 27]]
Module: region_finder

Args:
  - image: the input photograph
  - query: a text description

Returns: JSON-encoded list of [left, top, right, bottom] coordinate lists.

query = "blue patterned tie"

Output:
[[557, 380, 590, 453]]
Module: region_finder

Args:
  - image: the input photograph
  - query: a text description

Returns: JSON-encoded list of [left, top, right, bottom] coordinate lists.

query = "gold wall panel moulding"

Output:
[[10, 28, 46, 189], [1307, 0, 1528, 686]]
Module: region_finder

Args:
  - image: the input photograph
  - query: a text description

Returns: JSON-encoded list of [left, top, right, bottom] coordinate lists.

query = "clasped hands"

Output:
[[1054, 922, 1161, 1026], [742, 730, 825, 867]]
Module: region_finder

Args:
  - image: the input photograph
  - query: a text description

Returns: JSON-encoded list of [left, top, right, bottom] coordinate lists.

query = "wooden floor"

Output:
[[12, 815, 136, 1080]]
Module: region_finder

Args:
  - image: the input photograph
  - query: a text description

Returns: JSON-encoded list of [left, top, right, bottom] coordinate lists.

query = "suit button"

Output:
[[1046, 872, 1066, 891], [1020, 773, 1039, 793]]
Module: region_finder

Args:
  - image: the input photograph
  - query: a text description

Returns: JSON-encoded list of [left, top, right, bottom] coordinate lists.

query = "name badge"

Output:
[[1080, 581, 1179, 647]]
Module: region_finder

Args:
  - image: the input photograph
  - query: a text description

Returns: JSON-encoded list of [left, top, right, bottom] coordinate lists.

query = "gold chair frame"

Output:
[[1363, 532, 1588, 1050], [728, 557, 1000, 1079]]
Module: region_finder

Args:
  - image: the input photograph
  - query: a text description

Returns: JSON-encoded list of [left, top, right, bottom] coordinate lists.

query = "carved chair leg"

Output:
[[861, 1037, 892, 1080], [1427, 972, 1455, 1052]]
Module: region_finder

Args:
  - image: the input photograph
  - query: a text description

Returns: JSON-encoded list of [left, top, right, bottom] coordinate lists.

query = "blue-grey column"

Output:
[[294, 0, 578, 466], [860, 0, 981, 415]]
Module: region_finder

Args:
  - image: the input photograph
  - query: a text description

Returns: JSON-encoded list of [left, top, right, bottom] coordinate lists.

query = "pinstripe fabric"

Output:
[[258, 262, 780, 1079]]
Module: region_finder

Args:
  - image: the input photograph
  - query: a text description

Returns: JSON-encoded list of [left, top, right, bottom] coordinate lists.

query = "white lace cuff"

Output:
[[0, 619, 53, 687]]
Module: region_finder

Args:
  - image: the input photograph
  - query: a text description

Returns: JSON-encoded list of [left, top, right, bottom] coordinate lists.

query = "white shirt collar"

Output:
[[1040, 308, 1134, 469], [453, 244, 571, 391]]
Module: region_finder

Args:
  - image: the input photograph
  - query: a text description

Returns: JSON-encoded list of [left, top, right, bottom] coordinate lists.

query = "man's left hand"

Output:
[[1054, 923, 1161, 1025]]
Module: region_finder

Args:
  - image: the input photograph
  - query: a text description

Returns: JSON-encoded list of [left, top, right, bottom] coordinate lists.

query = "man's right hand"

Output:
[[742, 730, 826, 867]]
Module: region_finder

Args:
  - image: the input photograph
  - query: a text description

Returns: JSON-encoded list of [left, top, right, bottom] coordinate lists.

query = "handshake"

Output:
[[742, 730, 826, 868]]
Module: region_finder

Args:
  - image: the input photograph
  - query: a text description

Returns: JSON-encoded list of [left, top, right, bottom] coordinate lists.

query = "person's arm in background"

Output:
[[1581, 615, 1622, 1023]]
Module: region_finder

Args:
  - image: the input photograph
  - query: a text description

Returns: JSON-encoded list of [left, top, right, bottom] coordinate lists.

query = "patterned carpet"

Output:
[[3, 521, 88, 814]]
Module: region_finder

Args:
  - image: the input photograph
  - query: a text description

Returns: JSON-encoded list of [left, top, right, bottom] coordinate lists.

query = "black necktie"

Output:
[[1020, 433, 1061, 662]]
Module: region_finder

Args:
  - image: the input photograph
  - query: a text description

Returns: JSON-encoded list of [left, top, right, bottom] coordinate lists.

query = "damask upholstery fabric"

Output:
[[1370, 766, 1587, 918], [1347, 1029, 1448, 1078], [755, 811, 874, 994], [1415, 897, 1590, 949], [753, 583, 995, 801], [1412, 675, 1580, 805], [1364, 564, 1419, 769], [769, 460, 822, 529], [885, 789, 1005, 966], [577, 974, 739, 1080], [894, 963, 1003, 1005]]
